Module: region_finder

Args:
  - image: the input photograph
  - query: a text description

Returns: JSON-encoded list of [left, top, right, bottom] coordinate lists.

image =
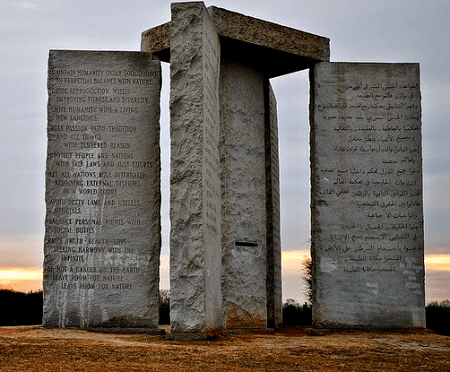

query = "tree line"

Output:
[[1, 287, 448, 335], [0, 288, 43, 326]]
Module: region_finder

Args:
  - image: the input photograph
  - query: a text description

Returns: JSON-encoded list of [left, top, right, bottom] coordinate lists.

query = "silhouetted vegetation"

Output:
[[1, 287, 449, 336], [0, 288, 43, 326], [159, 289, 170, 325], [0, 288, 172, 326], [280, 256, 313, 326], [282, 299, 312, 326], [301, 257, 313, 305], [426, 299, 450, 336]]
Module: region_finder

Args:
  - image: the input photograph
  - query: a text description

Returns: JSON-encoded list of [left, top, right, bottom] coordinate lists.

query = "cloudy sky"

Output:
[[0, 0, 449, 304]]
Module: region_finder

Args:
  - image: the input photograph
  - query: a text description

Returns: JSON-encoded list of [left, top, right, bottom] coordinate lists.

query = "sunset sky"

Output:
[[0, 0, 449, 304]]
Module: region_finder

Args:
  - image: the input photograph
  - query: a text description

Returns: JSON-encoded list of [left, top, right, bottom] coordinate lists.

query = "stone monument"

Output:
[[43, 51, 162, 329], [310, 62, 425, 328], [141, 2, 329, 332], [43, 2, 425, 333]]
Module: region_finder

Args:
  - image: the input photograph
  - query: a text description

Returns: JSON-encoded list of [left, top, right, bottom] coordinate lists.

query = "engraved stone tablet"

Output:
[[310, 62, 425, 328], [44, 50, 161, 328]]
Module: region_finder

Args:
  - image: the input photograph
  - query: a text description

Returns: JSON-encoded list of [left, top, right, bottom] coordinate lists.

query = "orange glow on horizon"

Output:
[[1, 252, 448, 297], [282, 250, 310, 276], [425, 255, 450, 272], [0, 268, 43, 293]]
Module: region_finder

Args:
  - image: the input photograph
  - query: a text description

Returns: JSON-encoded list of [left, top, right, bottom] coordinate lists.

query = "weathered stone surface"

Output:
[[44, 50, 161, 328], [220, 60, 268, 328], [310, 62, 425, 328], [141, 2, 330, 77], [169, 2, 222, 332], [266, 84, 283, 328], [219, 73, 282, 328], [141, 23, 171, 63], [151, 2, 284, 332], [208, 6, 329, 60], [208, 6, 329, 77]]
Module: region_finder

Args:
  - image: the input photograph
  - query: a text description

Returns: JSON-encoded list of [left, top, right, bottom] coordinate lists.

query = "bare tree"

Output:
[[301, 257, 312, 305]]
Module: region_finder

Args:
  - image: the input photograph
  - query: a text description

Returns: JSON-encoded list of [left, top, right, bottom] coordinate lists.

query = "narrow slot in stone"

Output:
[[234, 241, 258, 247]]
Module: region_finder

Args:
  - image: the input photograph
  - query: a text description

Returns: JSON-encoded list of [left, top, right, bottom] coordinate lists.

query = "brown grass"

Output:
[[0, 326, 449, 371]]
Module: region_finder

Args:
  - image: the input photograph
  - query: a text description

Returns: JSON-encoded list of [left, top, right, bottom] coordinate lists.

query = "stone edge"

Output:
[[141, 22, 171, 61], [207, 6, 329, 62], [86, 327, 166, 335], [141, 3, 330, 64]]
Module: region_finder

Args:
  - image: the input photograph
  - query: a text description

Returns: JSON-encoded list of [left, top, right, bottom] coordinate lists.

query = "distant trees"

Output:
[[280, 257, 313, 326], [282, 299, 312, 326], [0, 288, 172, 326], [159, 289, 170, 324], [1, 286, 448, 335], [426, 299, 450, 336], [300, 257, 313, 305], [0, 288, 43, 326]]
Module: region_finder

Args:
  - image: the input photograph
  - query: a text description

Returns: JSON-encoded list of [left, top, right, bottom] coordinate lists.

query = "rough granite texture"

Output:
[[141, 23, 171, 63], [141, 3, 330, 77], [169, 2, 222, 332], [220, 60, 268, 328], [158, 2, 284, 332], [44, 50, 161, 328], [207, 6, 329, 59], [266, 84, 283, 328], [310, 62, 425, 329]]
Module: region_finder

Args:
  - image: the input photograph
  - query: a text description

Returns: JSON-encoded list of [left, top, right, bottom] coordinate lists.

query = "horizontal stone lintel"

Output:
[[141, 3, 330, 78], [141, 22, 171, 62]]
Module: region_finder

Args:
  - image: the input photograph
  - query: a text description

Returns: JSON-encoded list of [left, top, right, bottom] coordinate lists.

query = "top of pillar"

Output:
[[141, 2, 330, 78]]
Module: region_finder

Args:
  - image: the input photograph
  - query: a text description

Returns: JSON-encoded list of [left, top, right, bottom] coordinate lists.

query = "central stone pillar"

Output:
[[141, 1, 329, 332], [219, 60, 282, 328], [219, 59, 268, 328]]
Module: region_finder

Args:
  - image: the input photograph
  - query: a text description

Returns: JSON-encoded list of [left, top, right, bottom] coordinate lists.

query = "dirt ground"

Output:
[[0, 326, 449, 371]]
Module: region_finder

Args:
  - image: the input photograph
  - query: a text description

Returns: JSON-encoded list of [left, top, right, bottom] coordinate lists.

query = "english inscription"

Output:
[[44, 51, 161, 328]]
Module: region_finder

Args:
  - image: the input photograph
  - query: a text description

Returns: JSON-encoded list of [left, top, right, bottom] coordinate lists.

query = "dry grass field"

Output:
[[0, 326, 449, 371]]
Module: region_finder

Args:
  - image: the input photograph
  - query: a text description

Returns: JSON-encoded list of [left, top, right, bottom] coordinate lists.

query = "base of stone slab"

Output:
[[305, 327, 430, 336], [166, 332, 221, 341], [222, 328, 276, 334], [304, 328, 330, 336], [166, 328, 276, 341], [87, 327, 166, 335]]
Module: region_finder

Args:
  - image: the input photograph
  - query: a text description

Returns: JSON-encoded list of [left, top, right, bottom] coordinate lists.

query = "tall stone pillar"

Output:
[[169, 2, 223, 332], [266, 83, 283, 328], [219, 59, 268, 328], [141, 1, 329, 332], [218, 59, 282, 329], [43, 51, 162, 329], [310, 62, 425, 329]]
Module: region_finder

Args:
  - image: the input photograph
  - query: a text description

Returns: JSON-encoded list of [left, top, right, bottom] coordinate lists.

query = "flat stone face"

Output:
[[141, 2, 329, 77], [310, 62, 425, 328], [220, 60, 267, 328], [207, 6, 329, 59], [168, 3, 283, 331], [169, 2, 222, 332], [208, 6, 329, 77], [44, 50, 161, 328]]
